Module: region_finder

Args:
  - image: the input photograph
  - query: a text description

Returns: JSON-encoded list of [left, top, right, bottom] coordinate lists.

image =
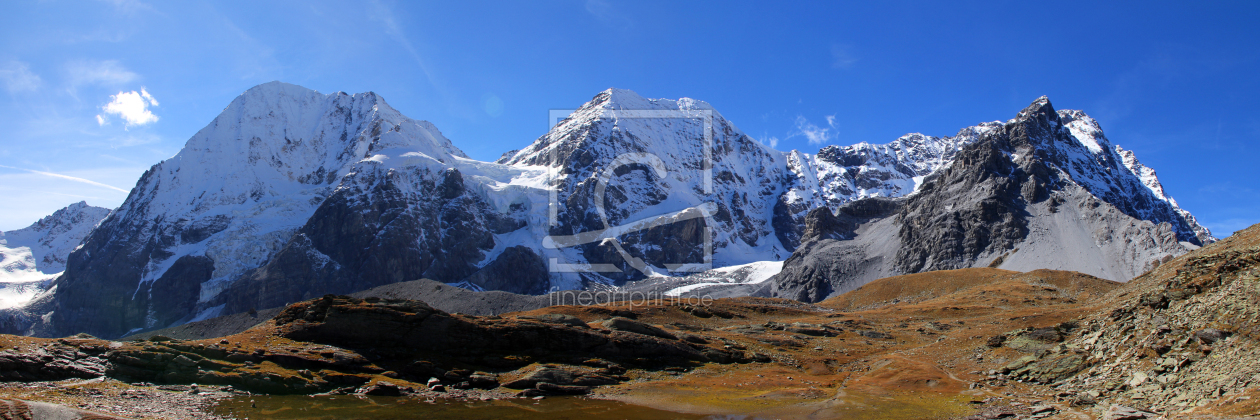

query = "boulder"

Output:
[[503, 366, 619, 389], [600, 317, 676, 340], [1103, 404, 1157, 420], [519, 314, 588, 328], [359, 381, 403, 396]]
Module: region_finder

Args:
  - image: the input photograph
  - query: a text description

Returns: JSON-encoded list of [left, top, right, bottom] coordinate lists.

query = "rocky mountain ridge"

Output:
[[768, 97, 1208, 302], [0, 83, 1213, 338]]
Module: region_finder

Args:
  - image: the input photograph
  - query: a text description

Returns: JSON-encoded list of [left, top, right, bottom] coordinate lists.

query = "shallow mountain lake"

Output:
[[211, 395, 751, 420]]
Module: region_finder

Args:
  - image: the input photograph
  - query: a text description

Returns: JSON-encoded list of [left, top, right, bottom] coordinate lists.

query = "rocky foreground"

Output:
[[1, 225, 1259, 419]]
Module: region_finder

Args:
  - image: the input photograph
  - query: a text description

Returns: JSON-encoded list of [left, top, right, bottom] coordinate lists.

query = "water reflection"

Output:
[[213, 395, 768, 420]]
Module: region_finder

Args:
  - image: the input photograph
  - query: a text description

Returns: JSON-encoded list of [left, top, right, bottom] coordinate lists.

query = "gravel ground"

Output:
[[0, 379, 237, 419], [0, 377, 538, 419]]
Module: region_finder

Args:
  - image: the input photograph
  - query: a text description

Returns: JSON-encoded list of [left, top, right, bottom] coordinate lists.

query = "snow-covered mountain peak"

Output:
[[1, 201, 110, 277], [505, 88, 767, 171], [584, 88, 717, 113], [1019, 95, 1054, 116], [1114, 145, 1167, 198], [62, 82, 482, 330], [127, 83, 466, 218], [994, 97, 1213, 244], [1058, 109, 1109, 154]]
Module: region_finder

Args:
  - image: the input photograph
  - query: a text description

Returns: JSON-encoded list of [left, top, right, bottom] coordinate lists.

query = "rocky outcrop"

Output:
[[274, 295, 751, 366], [502, 364, 623, 396], [0, 339, 108, 381], [997, 223, 1260, 414]]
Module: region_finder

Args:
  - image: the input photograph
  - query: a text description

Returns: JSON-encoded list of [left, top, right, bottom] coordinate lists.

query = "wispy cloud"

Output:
[[99, 0, 155, 13], [367, 0, 472, 119], [97, 87, 159, 127], [65, 60, 139, 89], [759, 133, 780, 149], [107, 132, 163, 148], [831, 44, 858, 69], [0, 165, 129, 193], [368, 1, 435, 84], [1203, 218, 1258, 238], [791, 115, 838, 145], [0, 61, 41, 93], [218, 18, 279, 80], [586, 0, 633, 30]]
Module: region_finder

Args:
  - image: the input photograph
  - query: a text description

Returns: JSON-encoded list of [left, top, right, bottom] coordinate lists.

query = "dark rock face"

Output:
[[774, 127, 997, 252], [214, 167, 525, 316], [894, 121, 1038, 274], [768, 198, 902, 302], [772, 198, 804, 253], [148, 256, 216, 327], [48, 169, 191, 338], [801, 207, 849, 242], [800, 198, 901, 242], [463, 246, 550, 295]]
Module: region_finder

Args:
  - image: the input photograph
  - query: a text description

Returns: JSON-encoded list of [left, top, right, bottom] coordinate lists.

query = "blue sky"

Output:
[[1, 1, 1257, 236]]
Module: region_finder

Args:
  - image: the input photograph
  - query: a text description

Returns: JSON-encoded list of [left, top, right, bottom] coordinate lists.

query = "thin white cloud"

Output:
[[367, 0, 473, 119], [99, 0, 155, 13], [585, 0, 632, 29], [108, 132, 162, 147], [97, 88, 159, 127], [831, 44, 858, 69], [0, 61, 41, 93], [66, 60, 139, 88], [792, 115, 838, 146], [0, 165, 129, 193], [759, 132, 780, 149]]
